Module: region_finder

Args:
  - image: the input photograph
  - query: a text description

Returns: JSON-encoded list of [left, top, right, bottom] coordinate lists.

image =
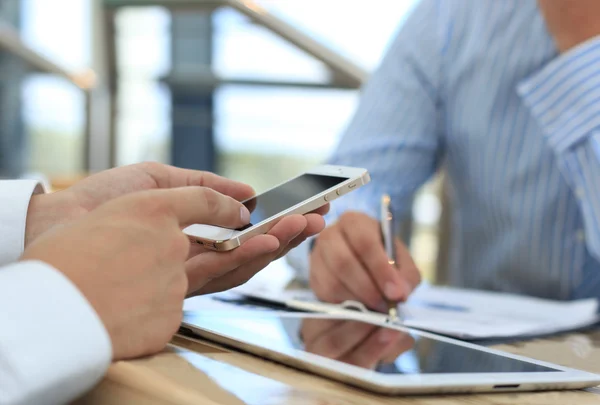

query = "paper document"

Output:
[[235, 284, 599, 340], [400, 285, 598, 339]]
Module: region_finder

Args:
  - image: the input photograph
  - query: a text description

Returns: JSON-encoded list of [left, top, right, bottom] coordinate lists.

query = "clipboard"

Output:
[[224, 284, 600, 341]]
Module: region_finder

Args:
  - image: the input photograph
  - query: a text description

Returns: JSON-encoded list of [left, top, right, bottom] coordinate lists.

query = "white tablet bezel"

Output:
[[180, 313, 600, 395]]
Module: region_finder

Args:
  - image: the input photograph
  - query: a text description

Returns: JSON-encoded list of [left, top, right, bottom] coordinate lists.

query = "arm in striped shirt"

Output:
[[519, 36, 600, 262], [286, 0, 445, 279]]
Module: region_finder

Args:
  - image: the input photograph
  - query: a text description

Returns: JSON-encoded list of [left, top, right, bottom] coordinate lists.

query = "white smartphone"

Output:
[[183, 165, 370, 251]]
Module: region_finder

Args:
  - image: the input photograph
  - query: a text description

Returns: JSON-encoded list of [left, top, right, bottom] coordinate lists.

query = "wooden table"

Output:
[[74, 328, 600, 405]]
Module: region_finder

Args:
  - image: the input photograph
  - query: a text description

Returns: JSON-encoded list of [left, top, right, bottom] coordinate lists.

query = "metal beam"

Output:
[[162, 71, 360, 91], [104, 0, 222, 9], [102, 0, 366, 89], [0, 21, 95, 90], [226, 0, 366, 88]]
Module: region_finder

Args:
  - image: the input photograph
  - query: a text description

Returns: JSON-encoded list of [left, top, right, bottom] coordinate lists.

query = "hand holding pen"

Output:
[[309, 193, 422, 313]]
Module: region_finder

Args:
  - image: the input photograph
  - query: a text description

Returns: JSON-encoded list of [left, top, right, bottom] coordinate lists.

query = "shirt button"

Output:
[[576, 188, 585, 199], [576, 229, 586, 242]]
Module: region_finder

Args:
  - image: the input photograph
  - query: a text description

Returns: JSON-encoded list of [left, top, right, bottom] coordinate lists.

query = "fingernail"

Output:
[[240, 206, 250, 223], [384, 282, 401, 300], [379, 329, 395, 343]]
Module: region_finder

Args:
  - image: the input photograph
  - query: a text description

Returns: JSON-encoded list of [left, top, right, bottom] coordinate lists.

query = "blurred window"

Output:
[[20, 0, 90, 176]]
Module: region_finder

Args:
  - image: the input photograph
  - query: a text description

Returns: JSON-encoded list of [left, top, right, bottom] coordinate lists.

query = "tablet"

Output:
[[181, 312, 600, 395]]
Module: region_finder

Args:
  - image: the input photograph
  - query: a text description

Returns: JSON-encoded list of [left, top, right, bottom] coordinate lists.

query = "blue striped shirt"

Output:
[[288, 0, 600, 301]]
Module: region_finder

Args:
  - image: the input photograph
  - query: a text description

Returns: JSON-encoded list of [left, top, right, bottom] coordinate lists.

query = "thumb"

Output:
[[155, 186, 250, 229]]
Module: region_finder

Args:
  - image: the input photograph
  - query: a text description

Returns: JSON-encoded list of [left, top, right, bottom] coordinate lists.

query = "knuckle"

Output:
[[331, 251, 350, 270], [137, 195, 170, 218], [339, 211, 360, 224], [137, 161, 164, 173], [354, 230, 374, 251], [340, 211, 374, 227], [199, 188, 223, 217]]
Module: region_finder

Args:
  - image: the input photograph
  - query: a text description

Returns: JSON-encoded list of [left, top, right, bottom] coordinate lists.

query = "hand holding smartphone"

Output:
[[184, 165, 370, 251]]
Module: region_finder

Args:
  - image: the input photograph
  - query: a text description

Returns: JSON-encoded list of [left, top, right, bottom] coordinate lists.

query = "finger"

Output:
[[339, 212, 406, 302], [381, 332, 415, 364], [310, 204, 330, 216], [310, 247, 361, 304], [257, 215, 308, 258], [187, 241, 208, 259], [191, 210, 324, 263], [274, 235, 308, 260], [194, 216, 308, 294], [151, 187, 251, 229], [303, 213, 327, 235], [274, 213, 326, 260], [340, 328, 406, 369], [307, 320, 377, 360], [185, 234, 279, 294], [139, 162, 256, 202], [317, 233, 385, 311], [242, 195, 257, 213], [395, 239, 422, 297]]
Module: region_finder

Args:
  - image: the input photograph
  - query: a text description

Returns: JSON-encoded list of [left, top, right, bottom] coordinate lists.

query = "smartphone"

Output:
[[183, 165, 370, 251]]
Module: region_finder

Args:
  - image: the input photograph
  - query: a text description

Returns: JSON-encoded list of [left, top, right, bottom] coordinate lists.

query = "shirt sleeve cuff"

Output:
[[517, 36, 600, 153], [0, 180, 45, 266], [0, 261, 112, 405]]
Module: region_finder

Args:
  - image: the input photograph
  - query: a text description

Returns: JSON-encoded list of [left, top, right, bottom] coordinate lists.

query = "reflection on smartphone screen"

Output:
[[234, 174, 347, 231]]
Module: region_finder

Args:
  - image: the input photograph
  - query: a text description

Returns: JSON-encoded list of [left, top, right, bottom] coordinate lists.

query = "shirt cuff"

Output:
[[517, 36, 600, 153], [0, 261, 112, 405], [0, 180, 44, 266]]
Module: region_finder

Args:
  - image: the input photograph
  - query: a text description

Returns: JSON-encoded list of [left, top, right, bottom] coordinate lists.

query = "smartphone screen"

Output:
[[237, 173, 348, 230]]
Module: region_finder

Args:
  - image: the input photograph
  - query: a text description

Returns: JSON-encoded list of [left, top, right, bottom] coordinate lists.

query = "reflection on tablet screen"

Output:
[[183, 314, 559, 374]]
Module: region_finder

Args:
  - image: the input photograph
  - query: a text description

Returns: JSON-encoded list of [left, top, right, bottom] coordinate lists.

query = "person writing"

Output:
[[288, 0, 600, 309]]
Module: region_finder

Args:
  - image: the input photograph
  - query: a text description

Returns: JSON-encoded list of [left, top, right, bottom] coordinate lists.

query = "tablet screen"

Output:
[[183, 314, 560, 374]]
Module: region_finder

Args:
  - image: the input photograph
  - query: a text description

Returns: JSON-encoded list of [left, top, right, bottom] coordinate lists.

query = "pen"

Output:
[[380, 194, 400, 322]]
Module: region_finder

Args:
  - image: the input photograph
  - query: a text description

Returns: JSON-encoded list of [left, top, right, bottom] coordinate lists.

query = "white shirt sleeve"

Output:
[[0, 180, 44, 266], [0, 261, 112, 405]]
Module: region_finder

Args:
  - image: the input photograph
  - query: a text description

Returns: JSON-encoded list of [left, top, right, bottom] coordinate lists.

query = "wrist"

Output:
[[25, 190, 86, 246]]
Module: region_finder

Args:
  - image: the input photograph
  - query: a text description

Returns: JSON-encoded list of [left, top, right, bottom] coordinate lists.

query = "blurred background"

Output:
[[0, 0, 444, 282]]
